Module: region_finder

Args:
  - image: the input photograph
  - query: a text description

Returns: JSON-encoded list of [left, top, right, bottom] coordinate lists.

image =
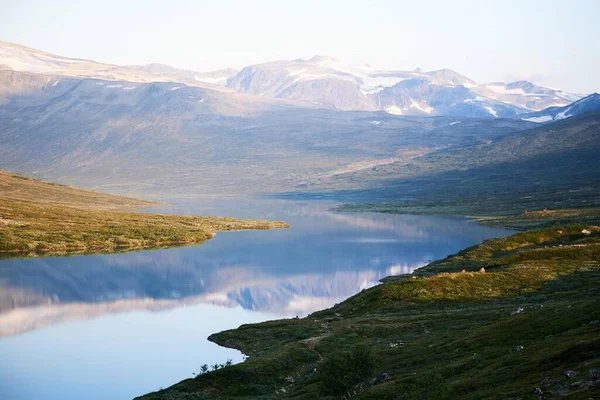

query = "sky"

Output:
[[1, 0, 599, 93]]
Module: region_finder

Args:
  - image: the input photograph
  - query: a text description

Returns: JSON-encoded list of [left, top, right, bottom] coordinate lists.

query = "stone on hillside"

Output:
[[564, 370, 578, 379], [581, 229, 591, 234], [373, 372, 391, 385], [511, 307, 524, 316]]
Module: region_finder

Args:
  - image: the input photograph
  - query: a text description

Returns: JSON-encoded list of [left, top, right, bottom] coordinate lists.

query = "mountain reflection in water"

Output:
[[0, 198, 513, 337]]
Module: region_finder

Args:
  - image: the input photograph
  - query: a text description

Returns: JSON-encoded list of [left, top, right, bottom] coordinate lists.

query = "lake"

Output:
[[0, 198, 513, 399]]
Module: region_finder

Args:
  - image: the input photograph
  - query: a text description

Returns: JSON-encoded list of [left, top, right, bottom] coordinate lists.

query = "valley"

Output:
[[0, 32, 599, 400]]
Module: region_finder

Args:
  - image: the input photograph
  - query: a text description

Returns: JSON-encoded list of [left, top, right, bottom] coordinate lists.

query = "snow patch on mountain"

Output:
[[410, 98, 433, 114], [385, 105, 404, 115], [517, 93, 600, 123], [555, 106, 572, 120], [484, 106, 498, 117], [522, 115, 553, 123]]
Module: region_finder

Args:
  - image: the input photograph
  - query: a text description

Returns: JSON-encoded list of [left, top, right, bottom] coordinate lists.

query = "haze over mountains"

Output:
[[0, 40, 587, 118], [228, 55, 583, 117], [0, 39, 599, 199]]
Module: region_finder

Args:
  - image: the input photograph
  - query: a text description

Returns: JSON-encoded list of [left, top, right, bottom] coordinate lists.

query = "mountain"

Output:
[[129, 63, 238, 86], [0, 40, 592, 198], [519, 92, 600, 123], [296, 111, 600, 214], [227, 55, 379, 111], [226, 55, 584, 116], [0, 40, 586, 118], [0, 69, 533, 197], [0, 40, 226, 90], [472, 80, 581, 111]]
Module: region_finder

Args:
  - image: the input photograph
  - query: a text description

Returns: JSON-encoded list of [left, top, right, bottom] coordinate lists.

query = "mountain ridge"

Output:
[[520, 93, 600, 123], [0, 39, 586, 118]]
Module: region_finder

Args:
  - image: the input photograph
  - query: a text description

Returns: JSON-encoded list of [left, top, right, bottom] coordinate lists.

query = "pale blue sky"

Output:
[[1, 0, 599, 93]]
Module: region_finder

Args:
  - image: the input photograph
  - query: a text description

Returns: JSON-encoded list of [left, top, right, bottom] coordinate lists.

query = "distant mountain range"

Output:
[[0, 67, 534, 195], [227, 55, 584, 117], [0, 39, 599, 198], [0, 40, 229, 90], [0, 40, 591, 119]]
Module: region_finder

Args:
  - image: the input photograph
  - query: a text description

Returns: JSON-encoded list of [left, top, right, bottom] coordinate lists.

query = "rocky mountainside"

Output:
[[226, 55, 584, 116], [129, 63, 238, 86], [299, 111, 600, 216], [0, 69, 532, 196], [0, 40, 228, 90], [0, 40, 585, 118], [519, 93, 600, 123]]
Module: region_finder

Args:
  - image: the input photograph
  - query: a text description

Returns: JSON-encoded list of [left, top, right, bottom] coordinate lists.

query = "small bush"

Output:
[[318, 345, 376, 395]]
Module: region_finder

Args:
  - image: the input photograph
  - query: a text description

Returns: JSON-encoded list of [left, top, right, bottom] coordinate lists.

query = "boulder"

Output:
[[564, 370, 578, 379], [373, 372, 391, 385], [511, 307, 524, 316]]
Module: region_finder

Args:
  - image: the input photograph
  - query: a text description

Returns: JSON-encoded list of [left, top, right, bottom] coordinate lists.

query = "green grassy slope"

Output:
[[0, 169, 157, 210], [139, 225, 600, 400], [0, 170, 288, 257], [297, 111, 600, 222]]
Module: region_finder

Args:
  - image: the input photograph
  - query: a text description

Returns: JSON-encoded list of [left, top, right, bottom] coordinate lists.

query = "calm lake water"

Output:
[[0, 198, 513, 399]]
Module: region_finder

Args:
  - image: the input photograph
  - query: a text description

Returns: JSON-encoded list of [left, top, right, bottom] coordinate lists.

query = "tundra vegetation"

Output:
[[139, 223, 600, 399], [0, 170, 288, 257]]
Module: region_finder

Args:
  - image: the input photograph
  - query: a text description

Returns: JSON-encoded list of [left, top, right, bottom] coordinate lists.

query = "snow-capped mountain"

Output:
[[0, 40, 587, 118], [227, 55, 379, 110], [129, 63, 238, 86], [519, 93, 600, 123], [0, 40, 228, 90], [472, 81, 581, 112], [226, 55, 585, 117]]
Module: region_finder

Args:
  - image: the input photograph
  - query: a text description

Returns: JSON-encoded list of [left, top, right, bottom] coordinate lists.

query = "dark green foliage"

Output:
[[138, 224, 600, 400], [318, 346, 376, 395]]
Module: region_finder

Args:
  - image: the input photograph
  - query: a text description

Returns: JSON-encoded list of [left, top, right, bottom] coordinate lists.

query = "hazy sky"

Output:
[[1, 0, 599, 93]]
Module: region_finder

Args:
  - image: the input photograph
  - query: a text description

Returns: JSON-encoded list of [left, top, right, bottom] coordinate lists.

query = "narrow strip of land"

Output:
[[0, 170, 288, 257]]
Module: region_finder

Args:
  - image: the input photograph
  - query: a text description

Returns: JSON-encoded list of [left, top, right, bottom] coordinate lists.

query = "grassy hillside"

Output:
[[139, 225, 600, 399], [0, 169, 157, 210], [0, 170, 288, 257], [306, 111, 600, 225]]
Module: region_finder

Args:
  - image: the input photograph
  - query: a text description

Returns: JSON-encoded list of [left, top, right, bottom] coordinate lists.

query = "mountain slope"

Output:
[[296, 111, 600, 214], [227, 56, 377, 110], [226, 56, 583, 116], [0, 169, 287, 257], [129, 63, 238, 86], [139, 225, 600, 400], [0, 169, 155, 210], [0, 40, 585, 117], [520, 93, 600, 123], [0, 40, 225, 90], [0, 70, 533, 196]]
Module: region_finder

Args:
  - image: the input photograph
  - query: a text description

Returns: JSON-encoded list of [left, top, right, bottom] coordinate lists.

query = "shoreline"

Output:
[[138, 220, 600, 399]]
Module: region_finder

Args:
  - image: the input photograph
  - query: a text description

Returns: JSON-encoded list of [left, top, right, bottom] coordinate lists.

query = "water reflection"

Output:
[[0, 199, 513, 400], [0, 199, 511, 337]]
